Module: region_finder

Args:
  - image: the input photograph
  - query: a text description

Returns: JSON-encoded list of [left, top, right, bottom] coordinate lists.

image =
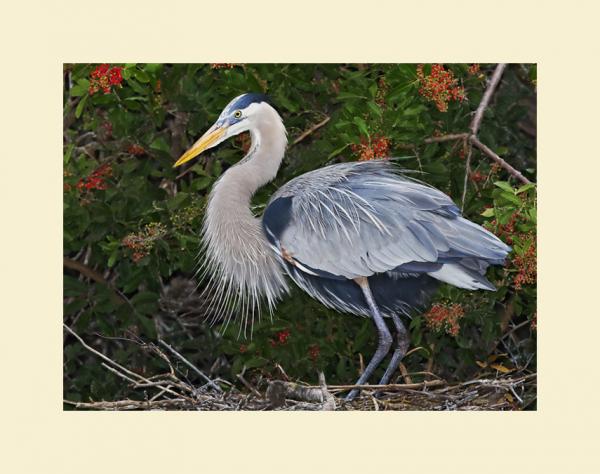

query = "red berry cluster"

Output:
[[269, 329, 291, 347], [210, 64, 236, 69], [76, 163, 112, 192], [351, 135, 390, 161], [485, 211, 536, 290], [127, 144, 146, 156], [512, 238, 536, 290], [308, 344, 320, 363], [122, 222, 167, 263], [239, 344, 248, 353], [375, 76, 388, 108], [424, 303, 465, 336], [89, 64, 123, 95], [469, 170, 486, 183], [416, 64, 465, 112], [486, 212, 520, 245]]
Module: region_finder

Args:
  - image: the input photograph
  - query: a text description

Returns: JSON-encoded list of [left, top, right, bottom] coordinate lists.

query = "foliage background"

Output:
[[63, 63, 536, 406]]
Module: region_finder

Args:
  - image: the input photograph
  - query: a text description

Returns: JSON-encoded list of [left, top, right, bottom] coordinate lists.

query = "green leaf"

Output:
[[127, 78, 147, 95], [192, 176, 213, 191], [336, 92, 368, 101], [107, 249, 118, 268], [134, 69, 151, 83], [367, 101, 382, 117], [166, 192, 189, 211], [481, 207, 495, 217], [244, 357, 268, 369], [494, 181, 515, 194], [528, 206, 537, 223], [368, 83, 378, 98], [402, 105, 427, 116], [499, 191, 521, 205], [190, 164, 208, 176], [327, 143, 350, 160], [149, 137, 170, 153], [516, 183, 536, 194], [353, 116, 369, 137], [75, 95, 88, 118], [64, 143, 75, 164]]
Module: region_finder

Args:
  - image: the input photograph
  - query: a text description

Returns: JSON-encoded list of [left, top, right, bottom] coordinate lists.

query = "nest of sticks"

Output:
[[63, 324, 536, 411]]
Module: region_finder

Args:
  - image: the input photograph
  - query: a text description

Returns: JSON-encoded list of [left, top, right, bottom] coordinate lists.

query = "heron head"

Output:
[[174, 93, 273, 167]]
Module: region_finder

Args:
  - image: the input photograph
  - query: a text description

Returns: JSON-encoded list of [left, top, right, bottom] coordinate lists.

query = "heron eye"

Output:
[[233, 110, 242, 119]]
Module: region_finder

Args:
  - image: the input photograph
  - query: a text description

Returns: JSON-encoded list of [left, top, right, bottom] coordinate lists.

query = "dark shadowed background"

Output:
[[63, 63, 536, 407]]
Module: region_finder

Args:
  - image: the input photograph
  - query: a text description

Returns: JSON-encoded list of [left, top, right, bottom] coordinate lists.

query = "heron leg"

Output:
[[346, 277, 393, 402], [378, 313, 410, 385]]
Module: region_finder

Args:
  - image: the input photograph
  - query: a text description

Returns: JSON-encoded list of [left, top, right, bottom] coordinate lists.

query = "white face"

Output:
[[216, 101, 268, 144]]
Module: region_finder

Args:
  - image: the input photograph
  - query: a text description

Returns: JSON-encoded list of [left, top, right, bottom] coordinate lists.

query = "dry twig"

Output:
[[291, 116, 330, 146], [159, 340, 221, 391]]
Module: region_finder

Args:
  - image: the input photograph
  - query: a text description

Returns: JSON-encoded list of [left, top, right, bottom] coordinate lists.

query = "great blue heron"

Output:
[[174, 93, 511, 401]]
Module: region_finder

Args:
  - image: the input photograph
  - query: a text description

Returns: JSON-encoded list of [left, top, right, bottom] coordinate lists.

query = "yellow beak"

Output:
[[173, 125, 227, 167]]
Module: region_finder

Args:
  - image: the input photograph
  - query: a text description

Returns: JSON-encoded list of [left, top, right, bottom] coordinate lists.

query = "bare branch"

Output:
[[63, 257, 126, 305], [159, 340, 221, 392], [470, 63, 507, 135], [422, 64, 533, 188], [423, 133, 468, 144], [470, 136, 532, 184], [461, 141, 474, 211], [291, 116, 330, 146], [236, 373, 262, 399], [63, 324, 194, 402], [328, 379, 446, 391]]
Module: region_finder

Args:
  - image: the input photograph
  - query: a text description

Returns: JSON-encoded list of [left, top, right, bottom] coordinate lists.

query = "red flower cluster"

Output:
[[424, 303, 465, 336], [89, 64, 123, 95], [122, 222, 167, 263], [76, 163, 112, 192], [468, 64, 481, 76], [269, 329, 291, 347], [351, 135, 390, 161], [308, 344, 320, 362], [512, 238, 536, 290], [127, 144, 146, 156], [416, 64, 465, 112]]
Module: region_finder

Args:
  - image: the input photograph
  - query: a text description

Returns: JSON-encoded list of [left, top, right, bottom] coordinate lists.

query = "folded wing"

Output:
[[262, 160, 511, 291]]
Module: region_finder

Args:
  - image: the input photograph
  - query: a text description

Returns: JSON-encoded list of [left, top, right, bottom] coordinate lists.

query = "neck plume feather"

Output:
[[199, 109, 289, 336]]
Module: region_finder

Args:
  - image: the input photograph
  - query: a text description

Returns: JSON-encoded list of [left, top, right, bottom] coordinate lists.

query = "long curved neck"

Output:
[[219, 119, 287, 204], [208, 111, 287, 220], [201, 110, 289, 317]]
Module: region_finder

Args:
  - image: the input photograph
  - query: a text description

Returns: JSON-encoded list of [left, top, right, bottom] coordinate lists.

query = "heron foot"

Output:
[[378, 314, 409, 385]]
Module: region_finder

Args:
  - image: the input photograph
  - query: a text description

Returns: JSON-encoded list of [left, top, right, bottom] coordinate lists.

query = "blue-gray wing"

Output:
[[262, 160, 511, 290]]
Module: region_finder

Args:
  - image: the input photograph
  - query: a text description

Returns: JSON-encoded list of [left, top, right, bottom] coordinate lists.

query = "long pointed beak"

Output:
[[173, 125, 227, 167]]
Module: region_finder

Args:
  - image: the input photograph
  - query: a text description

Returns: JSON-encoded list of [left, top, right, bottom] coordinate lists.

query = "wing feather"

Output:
[[263, 160, 511, 285]]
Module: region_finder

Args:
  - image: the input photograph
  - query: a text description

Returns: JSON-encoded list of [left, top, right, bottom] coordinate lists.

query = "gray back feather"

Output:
[[265, 160, 510, 281]]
